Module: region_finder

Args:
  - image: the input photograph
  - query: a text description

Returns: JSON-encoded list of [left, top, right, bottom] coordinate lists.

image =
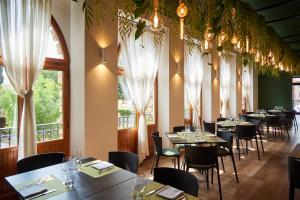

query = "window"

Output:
[[184, 86, 191, 120], [292, 77, 300, 113], [117, 72, 156, 130], [0, 18, 70, 149]]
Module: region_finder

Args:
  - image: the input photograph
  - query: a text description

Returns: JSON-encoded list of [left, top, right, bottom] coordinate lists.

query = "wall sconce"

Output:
[[176, 62, 181, 74], [214, 68, 219, 79], [98, 47, 108, 64]]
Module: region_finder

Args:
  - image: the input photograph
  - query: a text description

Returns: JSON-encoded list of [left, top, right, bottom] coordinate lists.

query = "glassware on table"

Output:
[[184, 123, 190, 132], [72, 158, 82, 174], [62, 157, 74, 171], [131, 175, 147, 200], [64, 169, 74, 189]]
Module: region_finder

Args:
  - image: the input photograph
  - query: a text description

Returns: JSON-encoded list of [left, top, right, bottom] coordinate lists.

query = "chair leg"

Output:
[[205, 170, 209, 190], [258, 130, 265, 153], [231, 153, 239, 183], [216, 164, 223, 200], [255, 136, 260, 160], [289, 182, 295, 200], [237, 138, 241, 161], [246, 140, 248, 155], [280, 126, 284, 141], [211, 168, 214, 184], [155, 155, 160, 168], [220, 156, 225, 172], [151, 155, 156, 174], [177, 156, 180, 169]]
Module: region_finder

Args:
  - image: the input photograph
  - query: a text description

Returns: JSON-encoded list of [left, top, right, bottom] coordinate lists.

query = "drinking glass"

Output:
[[131, 175, 147, 200], [185, 123, 190, 132], [64, 169, 74, 189], [62, 157, 73, 171]]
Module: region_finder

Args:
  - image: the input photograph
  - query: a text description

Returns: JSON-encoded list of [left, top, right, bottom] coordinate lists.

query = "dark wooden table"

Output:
[[5, 158, 138, 200], [166, 131, 226, 145], [289, 144, 300, 159]]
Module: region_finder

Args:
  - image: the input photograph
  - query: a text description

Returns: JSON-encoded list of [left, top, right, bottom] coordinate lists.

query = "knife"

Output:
[[25, 189, 56, 200], [146, 185, 166, 196]]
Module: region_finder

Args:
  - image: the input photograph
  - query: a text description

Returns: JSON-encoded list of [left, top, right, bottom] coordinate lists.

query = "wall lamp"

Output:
[[98, 47, 108, 64], [176, 62, 181, 74], [208, 62, 219, 79]]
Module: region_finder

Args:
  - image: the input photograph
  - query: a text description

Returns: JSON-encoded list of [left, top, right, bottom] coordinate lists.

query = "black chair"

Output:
[[217, 131, 239, 183], [153, 167, 199, 197], [236, 125, 260, 160], [185, 145, 222, 200], [173, 126, 185, 132], [266, 115, 283, 141], [217, 117, 227, 122], [248, 118, 265, 153], [246, 112, 254, 114], [288, 157, 300, 200], [108, 151, 138, 174], [292, 110, 298, 131], [239, 114, 249, 122], [151, 132, 180, 174], [17, 152, 65, 173], [203, 121, 216, 134], [278, 112, 291, 140]]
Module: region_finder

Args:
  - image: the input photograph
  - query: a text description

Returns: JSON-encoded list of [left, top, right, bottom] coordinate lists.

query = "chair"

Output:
[[236, 125, 260, 160], [278, 112, 291, 140], [217, 117, 227, 122], [185, 145, 222, 200], [246, 112, 254, 115], [151, 132, 180, 174], [108, 151, 138, 174], [217, 131, 239, 183], [203, 121, 216, 134], [266, 115, 283, 141], [153, 167, 199, 197], [288, 157, 300, 200], [239, 114, 249, 122], [248, 118, 265, 153], [292, 110, 298, 131], [173, 126, 185, 132], [17, 152, 65, 173]]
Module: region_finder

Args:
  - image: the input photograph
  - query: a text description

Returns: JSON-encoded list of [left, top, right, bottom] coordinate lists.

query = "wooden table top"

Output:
[[289, 144, 300, 160], [166, 131, 226, 144], [5, 157, 198, 200], [216, 120, 254, 127]]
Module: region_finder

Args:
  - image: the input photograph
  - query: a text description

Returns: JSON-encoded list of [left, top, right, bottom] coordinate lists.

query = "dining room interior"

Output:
[[0, 0, 300, 200]]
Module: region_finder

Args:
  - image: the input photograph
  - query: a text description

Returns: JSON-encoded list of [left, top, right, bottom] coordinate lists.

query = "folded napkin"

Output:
[[156, 185, 184, 200], [18, 184, 47, 199], [91, 161, 114, 170]]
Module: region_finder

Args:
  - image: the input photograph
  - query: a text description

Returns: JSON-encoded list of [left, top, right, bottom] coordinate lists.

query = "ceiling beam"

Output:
[[266, 15, 300, 24], [256, 0, 298, 12]]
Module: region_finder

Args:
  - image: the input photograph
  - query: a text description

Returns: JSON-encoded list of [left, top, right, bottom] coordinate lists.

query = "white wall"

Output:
[[202, 54, 212, 122], [229, 55, 237, 117]]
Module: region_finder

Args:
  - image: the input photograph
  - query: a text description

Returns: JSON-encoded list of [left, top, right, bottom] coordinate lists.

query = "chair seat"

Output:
[[161, 148, 180, 156], [218, 148, 230, 157]]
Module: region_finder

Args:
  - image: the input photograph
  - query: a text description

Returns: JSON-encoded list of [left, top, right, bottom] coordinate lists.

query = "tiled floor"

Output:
[[139, 119, 300, 200]]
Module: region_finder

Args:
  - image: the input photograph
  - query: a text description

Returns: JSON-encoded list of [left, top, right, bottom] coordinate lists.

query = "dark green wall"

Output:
[[258, 72, 292, 110]]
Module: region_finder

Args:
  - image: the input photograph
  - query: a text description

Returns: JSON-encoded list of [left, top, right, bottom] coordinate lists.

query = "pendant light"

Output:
[[254, 51, 260, 63], [177, 1, 188, 39], [231, 33, 239, 45], [201, 39, 212, 53]]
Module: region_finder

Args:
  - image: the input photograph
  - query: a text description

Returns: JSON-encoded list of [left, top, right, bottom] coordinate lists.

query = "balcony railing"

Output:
[[0, 122, 63, 148], [118, 115, 136, 130]]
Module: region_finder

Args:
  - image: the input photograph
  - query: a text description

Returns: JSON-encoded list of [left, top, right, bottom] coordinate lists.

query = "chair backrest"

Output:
[[217, 131, 233, 153], [248, 118, 260, 131], [153, 167, 199, 197], [217, 117, 227, 122], [203, 121, 216, 134], [266, 115, 280, 126], [246, 112, 254, 114], [152, 132, 162, 155], [288, 157, 300, 188], [108, 151, 139, 174], [173, 126, 185, 132], [185, 145, 218, 168], [236, 124, 256, 139], [240, 114, 249, 122], [17, 152, 65, 173]]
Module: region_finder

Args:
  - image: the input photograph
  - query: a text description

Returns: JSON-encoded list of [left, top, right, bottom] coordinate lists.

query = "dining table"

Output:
[[166, 131, 227, 145], [5, 157, 198, 200], [246, 113, 276, 119], [216, 120, 254, 128]]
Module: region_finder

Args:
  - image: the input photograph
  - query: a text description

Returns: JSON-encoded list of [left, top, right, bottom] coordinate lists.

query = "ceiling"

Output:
[[243, 0, 300, 57]]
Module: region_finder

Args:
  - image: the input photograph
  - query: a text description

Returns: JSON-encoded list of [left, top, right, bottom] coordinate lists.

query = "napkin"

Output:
[[18, 184, 47, 198], [91, 161, 114, 170], [156, 185, 184, 199]]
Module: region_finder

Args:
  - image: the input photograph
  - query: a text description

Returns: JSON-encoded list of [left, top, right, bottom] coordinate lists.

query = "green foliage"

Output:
[[118, 109, 132, 116], [0, 85, 16, 127], [33, 71, 62, 125]]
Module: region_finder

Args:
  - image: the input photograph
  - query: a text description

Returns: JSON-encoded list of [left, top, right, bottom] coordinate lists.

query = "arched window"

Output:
[[0, 17, 70, 149]]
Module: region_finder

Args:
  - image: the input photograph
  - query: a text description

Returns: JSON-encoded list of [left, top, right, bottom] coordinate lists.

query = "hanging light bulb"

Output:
[[246, 36, 249, 53], [235, 41, 242, 53], [231, 33, 239, 45], [150, 0, 164, 30], [261, 56, 266, 66], [153, 10, 159, 28], [279, 62, 284, 71], [255, 51, 260, 63], [219, 30, 228, 43], [204, 26, 214, 41], [177, 2, 188, 40], [201, 39, 212, 53]]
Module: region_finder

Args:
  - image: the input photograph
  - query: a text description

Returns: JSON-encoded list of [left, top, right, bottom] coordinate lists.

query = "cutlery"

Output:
[[99, 166, 114, 174], [176, 194, 187, 200], [21, 178, 46, 190], [25, 189, 56, 200], [145, 185, 166, 196], [83, 160, 99, 167]]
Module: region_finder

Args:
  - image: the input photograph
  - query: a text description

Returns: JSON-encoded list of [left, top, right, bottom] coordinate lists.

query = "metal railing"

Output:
[[118, 115, 136, 130], [0, 122, 63, 148]]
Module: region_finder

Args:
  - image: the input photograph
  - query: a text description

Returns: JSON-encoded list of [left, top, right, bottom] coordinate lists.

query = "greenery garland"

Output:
[[75, 0, 298, 76]]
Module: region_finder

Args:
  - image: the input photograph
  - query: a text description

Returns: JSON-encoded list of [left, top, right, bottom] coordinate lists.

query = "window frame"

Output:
[[0, 17, 70, 151]]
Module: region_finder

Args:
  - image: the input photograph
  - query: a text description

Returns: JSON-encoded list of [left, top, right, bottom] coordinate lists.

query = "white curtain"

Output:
[[242, 65, 251, 111], [119, 28, 161, 162], [220, 58, 230, 117], [184, 45, 203, 128], [0, 0, 52, 160]]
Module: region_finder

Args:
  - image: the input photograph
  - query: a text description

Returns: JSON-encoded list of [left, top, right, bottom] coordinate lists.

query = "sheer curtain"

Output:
[[119, 28, 161, 162], [242, 65, 251, 112], [184, 45, 203, 128], [220, 58, 230, 117], [0, 0, 52, 160]]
